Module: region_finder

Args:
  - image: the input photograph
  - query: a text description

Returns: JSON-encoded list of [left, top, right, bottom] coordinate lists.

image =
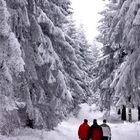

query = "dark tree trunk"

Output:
[[118, 109, 121, 115], [128, 108, 132, 122], [26, 114, 34, 129], [138, 106, 140, 121], [121, 105, 126, 121]]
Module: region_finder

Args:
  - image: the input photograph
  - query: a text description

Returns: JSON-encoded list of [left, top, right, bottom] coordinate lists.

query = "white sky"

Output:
[[70, 0, 105, 43]]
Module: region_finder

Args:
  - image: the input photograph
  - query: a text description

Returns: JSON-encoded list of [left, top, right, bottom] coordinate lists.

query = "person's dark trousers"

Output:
[[102, 136, 109, 140]]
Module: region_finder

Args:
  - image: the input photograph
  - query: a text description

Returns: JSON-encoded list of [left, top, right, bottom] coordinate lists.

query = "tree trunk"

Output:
[[121, 105, 126, 121], [117, 109, 121, 115], [128, 108, 132, 122], [138, 106, 140, 121]]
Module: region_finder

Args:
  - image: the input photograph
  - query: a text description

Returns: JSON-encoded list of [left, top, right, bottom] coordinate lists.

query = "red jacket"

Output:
[[78, 123, 89, 139]]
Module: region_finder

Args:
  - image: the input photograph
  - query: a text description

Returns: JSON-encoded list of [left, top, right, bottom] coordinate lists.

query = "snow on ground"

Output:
[[0, 103, 140, 140], [112, 122, 140, 140]]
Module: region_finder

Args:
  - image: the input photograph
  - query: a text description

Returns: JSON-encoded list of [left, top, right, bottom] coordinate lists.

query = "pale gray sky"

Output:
[[70, 0, 105, 43]]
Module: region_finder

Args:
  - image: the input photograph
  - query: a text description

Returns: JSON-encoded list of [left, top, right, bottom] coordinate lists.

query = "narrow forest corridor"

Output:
[[0, 0, 140, 139]]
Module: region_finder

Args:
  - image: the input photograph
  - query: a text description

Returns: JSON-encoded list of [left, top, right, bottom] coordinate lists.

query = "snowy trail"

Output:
[[44, 104, 140, 140], [111, 122, 140, 140], [44, 121, 140, 140], [1, 104, 140, 140]]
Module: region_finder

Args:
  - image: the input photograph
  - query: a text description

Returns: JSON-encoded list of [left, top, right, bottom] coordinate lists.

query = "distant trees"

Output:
[[63, 20, 100, 103]]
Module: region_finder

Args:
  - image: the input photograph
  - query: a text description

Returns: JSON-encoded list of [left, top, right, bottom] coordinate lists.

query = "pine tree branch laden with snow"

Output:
[[0, 0, 97, 134], [97, 0, 140, 112]]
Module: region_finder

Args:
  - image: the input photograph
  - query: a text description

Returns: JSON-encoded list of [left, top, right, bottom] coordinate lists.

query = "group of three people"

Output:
[[78, 119, 111, 140]]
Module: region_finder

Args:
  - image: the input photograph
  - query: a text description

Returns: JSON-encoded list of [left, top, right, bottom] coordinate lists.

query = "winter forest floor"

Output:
[[1, 104, 140, 140]]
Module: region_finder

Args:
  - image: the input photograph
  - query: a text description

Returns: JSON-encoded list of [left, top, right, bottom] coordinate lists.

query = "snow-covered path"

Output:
[[44, 121, 140, 140], [44, 104, 140, 140], [112, 122, 140, 140], [1, 104, 140, 140]]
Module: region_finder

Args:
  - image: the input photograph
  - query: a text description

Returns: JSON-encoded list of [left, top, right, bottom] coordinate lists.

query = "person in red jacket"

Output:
[[88, 119, 103, 140], [78, 119, 90, 140]]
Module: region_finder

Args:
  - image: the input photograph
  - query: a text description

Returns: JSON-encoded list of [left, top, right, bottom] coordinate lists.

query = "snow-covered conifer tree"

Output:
[[97, 0, 140, 120], [0, 0, 99, 133]]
